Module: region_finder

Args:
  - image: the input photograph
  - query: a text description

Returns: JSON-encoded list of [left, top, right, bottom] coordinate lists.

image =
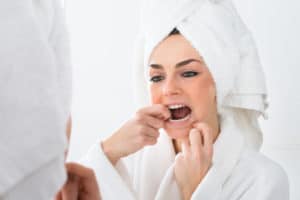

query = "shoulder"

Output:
[[224, 149, 290, 199], [243, 150, 287, 180], [233, 149, 289, 190]]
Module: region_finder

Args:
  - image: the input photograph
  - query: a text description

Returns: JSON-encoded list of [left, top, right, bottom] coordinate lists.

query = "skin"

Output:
[[103, 104, 170, 165], [174, 123, 214, 200], [148, 34, 219, 144], [55, 117, 102, 200], [148, 34, 219, 199], [55, 163, 101, 200], [103, 34, 220, 199]]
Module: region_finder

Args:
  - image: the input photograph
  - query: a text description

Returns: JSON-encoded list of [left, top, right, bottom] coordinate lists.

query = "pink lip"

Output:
[[163, 104, 193, 128], [165, 115, 193, 129]]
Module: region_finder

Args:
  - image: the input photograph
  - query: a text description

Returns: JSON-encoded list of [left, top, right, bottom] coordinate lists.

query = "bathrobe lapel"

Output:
[[191, 116, 245, 199], [133, 130, 178, 200], [135, 116, 245, 200]]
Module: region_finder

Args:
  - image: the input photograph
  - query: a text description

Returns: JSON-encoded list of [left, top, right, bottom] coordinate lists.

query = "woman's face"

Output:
[[148, 34, 217, 139]]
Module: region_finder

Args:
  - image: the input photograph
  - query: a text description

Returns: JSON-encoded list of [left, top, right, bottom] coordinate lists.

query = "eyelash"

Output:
[[150, 76, 164, 82], [150, 71, 199, 83], [182, 71, 199, 77]]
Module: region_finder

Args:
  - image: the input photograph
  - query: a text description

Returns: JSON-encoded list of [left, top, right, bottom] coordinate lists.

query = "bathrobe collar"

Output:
[[135, 115, 245, 200]]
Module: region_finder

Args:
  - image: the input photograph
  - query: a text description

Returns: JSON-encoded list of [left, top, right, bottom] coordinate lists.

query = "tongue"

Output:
[[171, 107, 191, 120]]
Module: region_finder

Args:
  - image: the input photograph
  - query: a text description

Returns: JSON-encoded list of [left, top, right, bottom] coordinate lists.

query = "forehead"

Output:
[[149, 34, 202, 65]]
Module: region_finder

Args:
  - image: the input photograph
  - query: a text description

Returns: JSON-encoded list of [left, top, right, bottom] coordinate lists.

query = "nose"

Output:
[[162, 77, 181, 97]]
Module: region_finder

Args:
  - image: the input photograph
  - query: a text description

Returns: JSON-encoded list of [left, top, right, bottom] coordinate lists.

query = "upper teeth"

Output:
[[168, 104, 185, 109]]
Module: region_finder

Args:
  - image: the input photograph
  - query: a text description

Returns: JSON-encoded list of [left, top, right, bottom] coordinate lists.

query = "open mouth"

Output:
[[168, 104, 192, 122]]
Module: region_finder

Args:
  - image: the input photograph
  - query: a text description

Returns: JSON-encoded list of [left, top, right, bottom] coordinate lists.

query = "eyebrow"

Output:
[[149, 58, 203, 69]]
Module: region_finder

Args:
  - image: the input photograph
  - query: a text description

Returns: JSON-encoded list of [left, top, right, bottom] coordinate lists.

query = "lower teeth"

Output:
[[170, 114, 190, 122]]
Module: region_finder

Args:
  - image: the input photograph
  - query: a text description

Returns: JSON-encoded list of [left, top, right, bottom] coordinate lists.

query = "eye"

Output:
[[181, 71, 199, 78], [150, 75, 164, 82]]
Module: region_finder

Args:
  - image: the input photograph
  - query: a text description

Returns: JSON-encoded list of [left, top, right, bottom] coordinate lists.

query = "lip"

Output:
[[164, 102, 193, 128], [165, 113, 193, 129]]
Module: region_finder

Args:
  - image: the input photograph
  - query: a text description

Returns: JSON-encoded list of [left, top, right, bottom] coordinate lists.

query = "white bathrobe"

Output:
[[82, 0, 289, 199], [82, 114, 289, 200], [0, 0, 71, 199]]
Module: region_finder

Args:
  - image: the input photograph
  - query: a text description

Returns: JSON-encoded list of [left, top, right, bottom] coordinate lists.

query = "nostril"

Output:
[[163, 85, 181, 96]]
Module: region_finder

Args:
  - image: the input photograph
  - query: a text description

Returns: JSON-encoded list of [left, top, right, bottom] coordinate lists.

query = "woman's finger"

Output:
[[193, 123, 212, 145], [61, 176, 79, 200], [54, 191, 62, 200], [181, 138, 191, 157], [144, 136, 158, 145], [141, 126, 160, 138], [193, 123, 214, 157], [142, 115, 165, 129], [66, 163, 95, 181], [201, 127, 213, 156], [138, 104, 170, 120], [189, 128, 203, 155]]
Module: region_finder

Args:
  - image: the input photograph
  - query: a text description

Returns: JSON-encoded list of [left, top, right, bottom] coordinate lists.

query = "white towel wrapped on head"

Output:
[[134, 0, 268, 150]]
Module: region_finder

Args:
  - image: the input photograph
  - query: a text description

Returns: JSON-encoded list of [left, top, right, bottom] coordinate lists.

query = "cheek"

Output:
[[208, 84, 217, 102], [194, 76, 216, 101], [150, 85, 161, 104], [188, 80, 216, 115], [191, 89, 210, 108]]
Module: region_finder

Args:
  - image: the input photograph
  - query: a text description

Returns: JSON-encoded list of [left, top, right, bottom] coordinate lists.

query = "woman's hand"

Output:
[[102, 104, 170, 165], [174, 123, 213, 200], [55, 163, 101, 200]]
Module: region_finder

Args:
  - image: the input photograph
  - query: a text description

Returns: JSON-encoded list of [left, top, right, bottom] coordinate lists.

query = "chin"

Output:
[[164, 127, 190, 140]]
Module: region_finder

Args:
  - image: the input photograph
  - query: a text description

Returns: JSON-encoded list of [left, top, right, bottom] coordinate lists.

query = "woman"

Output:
[[82, 0, 289, 199]]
